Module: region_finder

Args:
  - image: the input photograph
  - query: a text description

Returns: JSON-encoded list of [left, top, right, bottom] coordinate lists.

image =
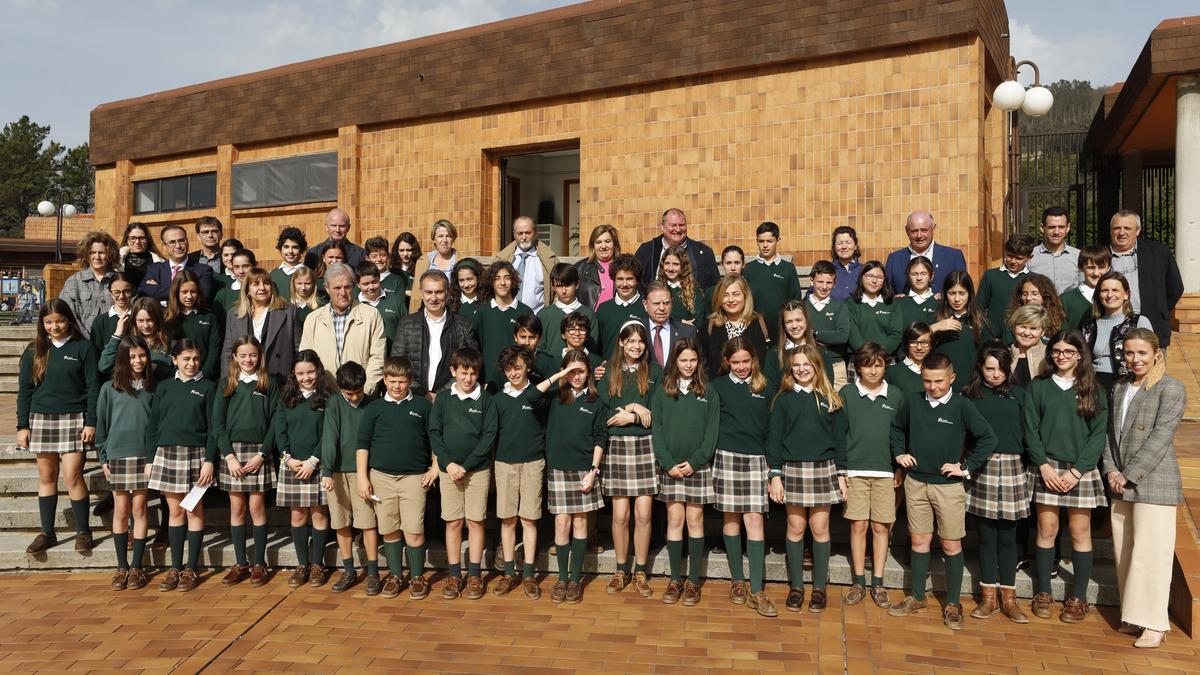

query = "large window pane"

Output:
[[130, 172, 217, 215], [133, 182, 158, 214], [232, 152, 337, 208], [160, 176, 189, 211], [189, 173, 217, 209]]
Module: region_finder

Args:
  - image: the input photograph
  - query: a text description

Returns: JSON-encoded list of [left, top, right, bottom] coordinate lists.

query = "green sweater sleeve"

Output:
[[83, 343, 100, 426], [961, 399, 998, 473], [203, 318, 222, 381], [356, 405, 377, 455], [765, 395, 788, 471], [833, 406, 848, 471], [98, 334, 119, 374], [145, 387, 161, 457], [1023, 385, 1048, 468], [319, 401, 339, 477], [650, 387, 671, 467], [1078, 393, 1108, 473], [686, 388, 720, 470], [16, 349, 33, 430], [204, 388, 218, 464], [889, 396, 911, 458], [592, 399, 609, 457], [211, 391, 234, 461], [95, 385, 112, 465], [880, 305, 903, 354], [465, 395, 499, 472], [428, 397, 449, 471]]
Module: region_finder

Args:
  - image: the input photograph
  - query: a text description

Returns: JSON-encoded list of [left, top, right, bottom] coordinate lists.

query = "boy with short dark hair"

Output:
[[1060, 245, 1111, 329], [808, 260, 851, 389], [365, 236, 404, 297], [592, 254, 647, 357], [214, 249, 256, 315], [428, 347, 498, 600], [743, 221, 802, 337], [978, 234, 1035, 341], [355, 261, 403, 353], [271, 227, 308, 301], [537, 263, 594, 358]]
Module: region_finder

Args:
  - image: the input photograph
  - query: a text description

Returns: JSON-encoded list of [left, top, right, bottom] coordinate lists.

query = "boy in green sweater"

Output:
[[356, 357, 437, 600], [428, 347, 499, 600], [214, 249, 255, 316], [536, 263, 594, 358], [592, 254, 647, 358], [977, 234, 1034, 341], [1060, 245, 1110, 330], [839, 343, 903, 608], [807, 261, 851, 389], [473, 261, 533, 390], [270, 228, 307, 301], [320, 362, 377, 594], [355, 262, 404, 353], [743, 221, 802, 339], [887, 353, 998, 630]]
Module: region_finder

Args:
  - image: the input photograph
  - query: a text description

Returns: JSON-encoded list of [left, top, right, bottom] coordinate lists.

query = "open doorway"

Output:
[[499, 147, 581, 255]]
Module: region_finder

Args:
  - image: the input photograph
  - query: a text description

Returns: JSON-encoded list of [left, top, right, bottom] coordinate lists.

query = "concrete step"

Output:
[[0, 467, 111, 494], [0, 531, 1116, 604], [0, 375, 17, 394], [0, 325, 36, 339], [0, 496, 295, 531], [0, 342, 26, 357]]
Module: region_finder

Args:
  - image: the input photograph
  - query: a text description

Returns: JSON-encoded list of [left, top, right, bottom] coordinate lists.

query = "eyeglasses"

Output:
[[164, 238, 187, 247], [111, 289, 133, 297], [910, 340, 932, 347], [126, 236, 147, 242], [1051, 349, 1079, 358], [565, 327, 588, 334]]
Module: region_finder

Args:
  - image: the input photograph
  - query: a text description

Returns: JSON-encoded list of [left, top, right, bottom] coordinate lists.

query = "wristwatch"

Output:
[[591, 465, 602, 477]]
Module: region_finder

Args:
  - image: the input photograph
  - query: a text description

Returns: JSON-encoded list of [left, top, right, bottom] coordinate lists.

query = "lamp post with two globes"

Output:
[[37, 193, 77, 264], [992, 58, 1055, 236]]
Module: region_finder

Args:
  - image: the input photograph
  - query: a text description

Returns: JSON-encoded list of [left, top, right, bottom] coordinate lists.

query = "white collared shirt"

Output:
[[425, 309, 448, 390], [230, 279, 242, 291], [793, 384, 814, 393], [562, 346, 590, 357], [238, 372, 258, 384], [728, 373, 750, 385], [277, 262, 303, 276], [677, 378, 692, 395], [554, 298, 582, 314], [861, 295, 883, 307], [503, 381, 530, 398], [808, 295, 830, 312], [1052, 374, 1076, 391], [301, 388, 315, 399], [342, 392, 361, 408], [384, 391, 414, 404], [925, 390, 953, 407], [107, 305, 127, 318], [903, 357, 921, 374], [649, 321, 672, 360], [460, 295, 477, 305], [131, 379, 144, 391], [490, 297, 517, 311], [856, 380, 889, 401], [1119, 383, 1140, 431], [1078, 284, 1096, 304], [1000, 264, 1028, 279], [908, 290, 934, 304], [451, 383, 482, 401], [908, 242, 936, 260], [358, 291, 383, 307], [175, 372, 203, 382], [50, 337, 69, 349], [757, 255, 783, 266], [614, 293, 641, 307]]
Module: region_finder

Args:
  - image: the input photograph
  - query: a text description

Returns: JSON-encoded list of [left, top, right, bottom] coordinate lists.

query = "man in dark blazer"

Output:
[[643, 281, 696, 369], [137, 223, 216, 302], [390, 269, 478, 397], [1108, 210, 1183, 347], [304, 207, 366, 269], [883, 210, 966, 295], [634, 208, 721, 289]]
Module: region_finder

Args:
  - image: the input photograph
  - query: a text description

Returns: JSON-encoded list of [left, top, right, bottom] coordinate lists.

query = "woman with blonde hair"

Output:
[[220, 267, 298, 380], [409, 219, 459, 312], [1007, 303, 1048, 388], [701, 274, 770, 377]]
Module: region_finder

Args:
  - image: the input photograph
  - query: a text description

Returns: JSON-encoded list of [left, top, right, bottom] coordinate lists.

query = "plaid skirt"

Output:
[[276, 462, 325, 507], [106, 456, 150, 492], [602, 435, 658, 497], [782, 459, 843, 507], [966, 453, 1031, 520], [147, 445, 205, 494], [26, 412, 85, 454], [656, 464, 715, 505], [218, 442, 274, 493], [1028, 458, 1107, 509], [547, 468, 604, 514], [712, 449, 769, 513]]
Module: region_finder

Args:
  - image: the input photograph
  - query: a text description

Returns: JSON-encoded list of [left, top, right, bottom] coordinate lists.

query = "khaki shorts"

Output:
[[327, 471, 378, 531], [904, 476, 966, 540], [831, 360, 849, 391], [844, 476, 896, 523], [440, 467, 491, 522], [494, 459, 545, 521], [371, 469, 428, 536]]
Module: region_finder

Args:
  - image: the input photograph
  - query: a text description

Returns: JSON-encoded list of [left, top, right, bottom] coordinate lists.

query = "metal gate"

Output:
[[1015, 132, 1100, 247], [1141, 165, 1175, 249]]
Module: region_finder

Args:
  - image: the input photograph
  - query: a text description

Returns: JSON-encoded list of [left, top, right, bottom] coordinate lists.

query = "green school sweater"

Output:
[[667, 283, 706, 327], [839, 382, 901, 473], [98, 334, 174, 381], [966, 385, 1026, 456], [932, 315, 979, 392], [145, 376, 217, 459], [709, 375, 770, 455], [807, 297, 850, 358], [267, 396, 325, 462], [211, 380, 279, 461], [474, 301, 534, 387], [179, 311, 223, 381], [885, 361, 924, 399], [1060, 287, 1092, 330], [592, 296, 647, 360], [362, 293, 403, 349], [977, 268, 1027, 341], [650, 383, 720, 469], [17, 339, 100, 428], [319, 392, 371, 476], [95, 383, 154, 463], [429, 389, 498, 472], [214, 285, 241, 317], [743, 259, 802, 337], [847, 299, 903, 354], [896, 295, 938, 332], [89, 310, 122, 364], [294, 303, 314, 328], [1023, 377, 1108, 472], [535, 349, 602, 382], [763, 342, 835, 392], [545, 393, 608, 471], [494, 384, 550, 463], [537, 302, 595, 359], [357, 395, 433, 475], [766, 389, 848, 470], [889, 391, 997, 484], [379, 270, 408, 298], [270, 267, 304, 301], [455, 298, 481, 323], [597, 364, 660, 437]]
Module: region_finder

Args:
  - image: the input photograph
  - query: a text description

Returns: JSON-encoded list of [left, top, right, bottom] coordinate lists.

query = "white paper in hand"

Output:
[[180, 484, 209, 512]]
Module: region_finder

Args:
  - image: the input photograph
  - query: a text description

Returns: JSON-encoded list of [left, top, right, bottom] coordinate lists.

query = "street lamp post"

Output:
[[992, 59, 1055, 236], [37, 192, 77, 264]]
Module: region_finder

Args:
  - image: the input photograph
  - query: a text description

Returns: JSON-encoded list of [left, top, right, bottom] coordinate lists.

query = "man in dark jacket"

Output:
[[137, 224, 215, 302], [304, 207, 366, 269], [389, 270, 479, 397], [1108, 210, 1183, 347], [634, 208, 720, 289]]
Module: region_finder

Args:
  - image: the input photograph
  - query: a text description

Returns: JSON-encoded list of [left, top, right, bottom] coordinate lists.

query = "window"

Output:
[[232, 152, 337, 209], [132, 172, 217, 214]]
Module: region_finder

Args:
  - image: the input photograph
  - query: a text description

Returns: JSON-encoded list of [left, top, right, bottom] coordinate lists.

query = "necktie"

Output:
[[517, 251, 530, 281], [654, 325, 665, 367], [171, 264, 181, 280]]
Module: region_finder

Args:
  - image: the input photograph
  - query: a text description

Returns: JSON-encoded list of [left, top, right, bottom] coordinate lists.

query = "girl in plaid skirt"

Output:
[[961, 344, 1032, 623], [767, 344, 846, 614], [17, 299, 100, 556], [212, 336, 279, 586]]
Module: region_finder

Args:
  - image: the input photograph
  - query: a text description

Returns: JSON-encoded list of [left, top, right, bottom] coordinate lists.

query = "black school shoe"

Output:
[[364, 575, 383, 596], [331, 570, 359, 593]]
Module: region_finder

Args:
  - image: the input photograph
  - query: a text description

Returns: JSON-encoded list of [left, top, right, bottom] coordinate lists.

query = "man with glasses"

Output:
[[1108, 210, 1182, 347], [137, 224, 216, 302], [643, 281, 695, 369], [188, 216, 225, 276]]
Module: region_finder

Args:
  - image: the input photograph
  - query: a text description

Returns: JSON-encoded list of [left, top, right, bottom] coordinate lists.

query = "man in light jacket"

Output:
[[299, 263, 387, 392], [497, 216, 559, 313]]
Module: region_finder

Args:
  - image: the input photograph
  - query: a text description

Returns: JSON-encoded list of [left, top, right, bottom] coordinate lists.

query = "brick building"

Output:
[[89, 0, 1012, 270]]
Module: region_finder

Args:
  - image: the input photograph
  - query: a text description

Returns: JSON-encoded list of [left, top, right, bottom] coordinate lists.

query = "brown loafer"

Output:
[[871, 586, 892, 608], [178, 568, 200, 592], [943, 603, 965, 630], [465, 575, 485, 600], [729, 580, 748, 605], [1031, 592, 1054, 619], [410, 574, 430, 600], [249, 564, 269, 587], [632, 571, 653, 597], [550, 580, 568, 604], [25, 532, 58, 555], [381, 574, 404, 599], [748, 591, 778, 617], [681, 580, 701, 607], [846, 583, 867, 606], [221, 564, 249, 586], [786, 587, 805, 612], [158, 568, 180, 592], [564, 581, 583, 604], [606, 571, 629, 594], [126, 568, 148, 590], [74, 531, 94, 553], [308, 564, 329, 588], [887, 596, 927, 616], [288, 565, 309, 589], [492, 574, 517, 597], [808, 588, 827, 613], [1060, 597, 1089, 623], [523, 577, 541, 600], [111, 569, 129, 591], [330, 570, 358, 593], [662, 579, 683, 604], [441, 574, 463, 599]]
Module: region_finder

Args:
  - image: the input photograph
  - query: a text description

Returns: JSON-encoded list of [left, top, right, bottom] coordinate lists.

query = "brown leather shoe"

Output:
[[151, 529, 169, 551], [288, 565, 309, 589], [606, 571, 629, 594], [1060, 597, 1089, 623], [808, 588, 827, 613], [550, 580, 568, 603], [381, 574, 404, 599], [158, 568, 180, 592], [729, 580, 748, 605], [221, 564, 249, 586], [871, 586, 891, 608], [887, 596, 927, 616], [74, 531, 94, 553], [465, 575, 485, 600], [178, 568, 200, 592], [126, 568, 148, 590], [943, 603, 965, 630], [564, 581, 583, 604], [846, 583, 867, 606], [970, 584, 999, 619], [25, 532, 57, 555], [330, 570, 358, 593], [410, 574, 431, 600], [111, 569, 129, 590], [632, 571, 653, 597], [662, 579, 683, 604], [786, 587, 805, 612], [523, 576, 541, 600], [999, 586, 1028, 623], [364, 575, 382, 596], [441, 574, 463, 599], [748, 591, 778, 617], [492, 574, 517, 597], [249, 564, 269, 587], [308, 564, 329, 588], [681, 580, 701, 607], [1031, 592, 1054, 619]]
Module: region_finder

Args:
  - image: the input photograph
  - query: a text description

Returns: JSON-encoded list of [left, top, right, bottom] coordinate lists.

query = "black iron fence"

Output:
[[1141, 165, 1175, 250], [1016, 132, 1101, 248]]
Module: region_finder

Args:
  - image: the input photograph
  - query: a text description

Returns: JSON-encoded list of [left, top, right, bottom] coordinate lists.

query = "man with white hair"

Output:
[[883, 211, 966, 295], [498, 216, 559, 313], [1108, 210, 1182, 346], [299, 262, 387, 391]]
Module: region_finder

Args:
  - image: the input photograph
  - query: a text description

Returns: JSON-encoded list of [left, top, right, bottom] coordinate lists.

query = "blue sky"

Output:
[[0, 0, 1195, 147]]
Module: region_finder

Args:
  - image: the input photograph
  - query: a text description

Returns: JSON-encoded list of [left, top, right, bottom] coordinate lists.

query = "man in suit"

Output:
[[304, 207, 366, 269], [644, 281, 696, 369], [137, 223, 216, 302], [1108, 210, 1183, 347], [634, 208, 721, 289], [883, 210, 966, 295], [390, 269, 479, 397], [187, 216, 224, 276], [497, 216, 559, 313]]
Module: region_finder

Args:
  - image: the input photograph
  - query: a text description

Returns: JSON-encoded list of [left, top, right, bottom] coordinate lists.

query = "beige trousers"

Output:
[[1110, 499, 1177, 632]]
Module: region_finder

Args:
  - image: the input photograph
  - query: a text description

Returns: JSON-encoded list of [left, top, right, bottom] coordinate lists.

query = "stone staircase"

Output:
[[0, 325, 33, 395]]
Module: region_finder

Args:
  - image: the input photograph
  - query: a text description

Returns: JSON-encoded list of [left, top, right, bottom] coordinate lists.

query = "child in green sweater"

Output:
[[165, 270, 223, 381], [536, 263, 595, 358], [807, 261, 850, 389], [767, 343, 847, 614], [428, 348, 498, 600], [320, 362, 377, 594], [896, 257, 938, 331], [450, 258, 483, 321], [977, 234, 1034, 341], [1060, 245, 1110, 330], [473, 261, 533, 389], [354, 262, 404, 353], [930, 271, 985, 391], [848, 260, 902, 355], [214, 248, 255, 316], [592, 254, 647, 358], [658, 245, 706, 326], [840, 343, 903, 609], [269, 227, 307, 302], [886, 322, 932, 397], [99, 296, 174, 382], [743, 221, 802, 339], [89, 274, 133, 375], [765, 300, 823, 391]]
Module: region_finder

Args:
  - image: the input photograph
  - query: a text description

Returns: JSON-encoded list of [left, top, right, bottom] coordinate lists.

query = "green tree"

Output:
[[0, 116, 63, 237], [57, 143, 94, 214]]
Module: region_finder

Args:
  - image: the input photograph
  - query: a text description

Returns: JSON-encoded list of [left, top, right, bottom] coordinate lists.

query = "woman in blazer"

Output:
[[221, 267, 299, 382], [1101, 327, 1187, 649]]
